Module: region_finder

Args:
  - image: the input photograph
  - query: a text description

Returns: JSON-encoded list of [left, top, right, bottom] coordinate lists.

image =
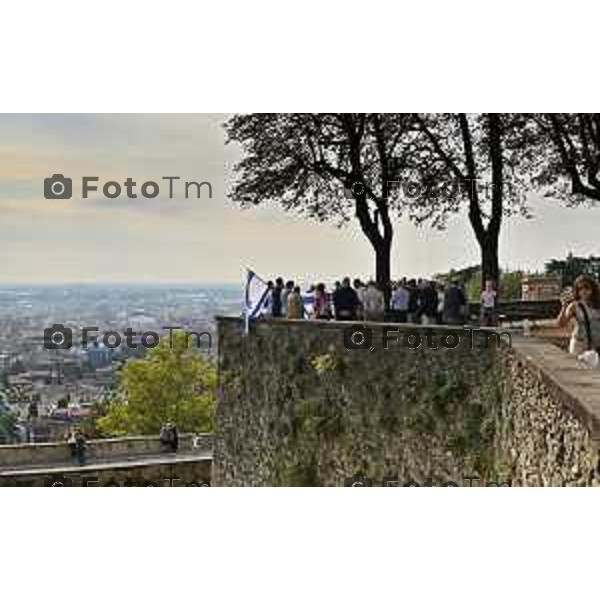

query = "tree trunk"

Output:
[[481, 236, 499, 291], [374, 238, 392, 307]]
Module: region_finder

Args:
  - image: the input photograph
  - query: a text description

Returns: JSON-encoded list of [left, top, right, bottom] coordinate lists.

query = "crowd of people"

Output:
[[260, 272, 600, 365], [259, 276, 498, 326]]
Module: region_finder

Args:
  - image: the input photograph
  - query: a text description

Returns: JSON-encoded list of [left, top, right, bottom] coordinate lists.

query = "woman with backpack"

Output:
[[557, 274, 600, 356]]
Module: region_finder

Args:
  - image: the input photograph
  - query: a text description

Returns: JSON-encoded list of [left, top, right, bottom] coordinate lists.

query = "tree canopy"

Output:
[[534, 114, 600, 203], [226, 113, 421, 285], [545, 252, 600, 287], [226, 113, 598, 292], [97, 331, 216, 436], [0, 405, 18, 444]]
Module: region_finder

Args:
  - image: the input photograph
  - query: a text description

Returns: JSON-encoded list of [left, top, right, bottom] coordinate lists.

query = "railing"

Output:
[[0, 433, 213, 469]]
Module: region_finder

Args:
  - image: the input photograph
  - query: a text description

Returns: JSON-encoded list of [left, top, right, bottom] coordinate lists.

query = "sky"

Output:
[[0, 113, 598, 285]]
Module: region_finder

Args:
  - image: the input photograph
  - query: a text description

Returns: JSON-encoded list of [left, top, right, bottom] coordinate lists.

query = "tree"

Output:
[[0, 406, 17, 444], [225, 113, 418, 288], [545, 252, 600, 287], [535, 114, 600, 202], [438, 265, 523, 302], [97, 331, 216, 436], [413, 113, 536, 290]]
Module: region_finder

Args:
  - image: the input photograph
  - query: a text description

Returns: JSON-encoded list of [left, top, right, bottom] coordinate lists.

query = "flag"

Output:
[[244, 268, 270, 334]]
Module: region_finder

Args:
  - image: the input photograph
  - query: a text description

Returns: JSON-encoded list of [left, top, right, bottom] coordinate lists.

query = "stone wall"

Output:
[[0, 434, 214, 487], [0, 456, 212, 487], [214, 317, 600, 486], [0, 433, 213, 468]]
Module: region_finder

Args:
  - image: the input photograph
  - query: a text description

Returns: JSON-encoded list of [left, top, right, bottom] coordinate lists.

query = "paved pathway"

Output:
[[0, 449, 213, 477]]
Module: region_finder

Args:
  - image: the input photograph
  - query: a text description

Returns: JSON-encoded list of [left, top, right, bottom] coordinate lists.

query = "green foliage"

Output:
[[499, 270, 524, 300], [294, 397, 347, 437], [441, 264, 523, 301], [281, 377, 349, 485], [419, 371, 469, 420], [311, 353, 337, 376], [97, 331, 216, 436], [410, 369, 498, 478], [0, 408, 18, 444], [545, 252, 600, 287]]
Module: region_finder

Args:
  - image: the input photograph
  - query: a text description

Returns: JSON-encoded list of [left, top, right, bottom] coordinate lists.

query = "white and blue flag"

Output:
[[244, 268, 270, 333]]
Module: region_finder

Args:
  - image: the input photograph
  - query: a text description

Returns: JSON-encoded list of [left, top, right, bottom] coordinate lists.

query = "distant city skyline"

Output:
[[0, 113, 598, 285]]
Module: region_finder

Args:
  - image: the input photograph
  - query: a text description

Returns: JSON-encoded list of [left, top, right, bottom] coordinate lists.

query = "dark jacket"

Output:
[[271, 287, 283, 317], [444, 285, 466, 321], [333, 287, 360, 319], [418, 286, 439, 318]]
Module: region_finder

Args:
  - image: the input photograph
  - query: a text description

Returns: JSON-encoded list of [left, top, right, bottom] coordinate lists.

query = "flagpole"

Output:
[[244, 265, 269, 285]]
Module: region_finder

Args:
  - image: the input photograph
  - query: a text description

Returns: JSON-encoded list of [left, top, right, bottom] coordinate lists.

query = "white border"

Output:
[[1, 2, 598, 598], [1, 1, 597, 112]]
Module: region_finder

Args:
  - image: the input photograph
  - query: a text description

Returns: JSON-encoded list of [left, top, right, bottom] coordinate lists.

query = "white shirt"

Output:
[[481, 290, 496, 309], [363, 286, 385, 316]]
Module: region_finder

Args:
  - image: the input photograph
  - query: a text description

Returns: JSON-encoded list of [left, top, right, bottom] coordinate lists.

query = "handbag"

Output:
[[578, 302, 600, 365]]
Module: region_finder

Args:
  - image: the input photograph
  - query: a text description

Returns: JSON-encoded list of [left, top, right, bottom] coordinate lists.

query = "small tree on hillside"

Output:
[[98, 331, 216, 436]]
